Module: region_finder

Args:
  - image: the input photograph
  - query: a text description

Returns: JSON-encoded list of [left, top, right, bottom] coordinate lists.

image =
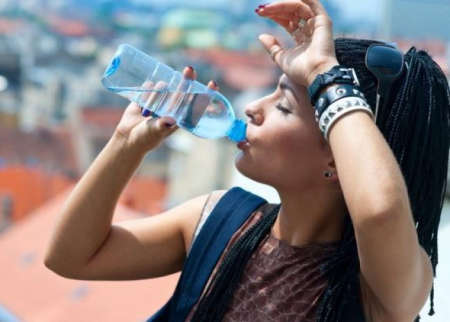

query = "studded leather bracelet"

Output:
[[318, 96, 374, 141], [314, 83, 368, 122]]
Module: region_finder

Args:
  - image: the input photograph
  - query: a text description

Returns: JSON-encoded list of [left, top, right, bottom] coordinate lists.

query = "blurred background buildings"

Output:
[[0, 0, 449, 321]]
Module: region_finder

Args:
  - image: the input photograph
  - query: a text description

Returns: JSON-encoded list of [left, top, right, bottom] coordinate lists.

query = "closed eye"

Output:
[[276, 103, 291, 116]]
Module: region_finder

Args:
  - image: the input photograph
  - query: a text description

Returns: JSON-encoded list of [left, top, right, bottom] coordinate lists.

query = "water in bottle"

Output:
[[101, 44, 246, 142]]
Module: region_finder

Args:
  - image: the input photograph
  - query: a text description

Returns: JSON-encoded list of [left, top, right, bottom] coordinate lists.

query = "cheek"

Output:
[[256, 128, 309, 170], [274, 125, 312, 152], [235, 127, 325, 186], [273, 125, 325, 169]]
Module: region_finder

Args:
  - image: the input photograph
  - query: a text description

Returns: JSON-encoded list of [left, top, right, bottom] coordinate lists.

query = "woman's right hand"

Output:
[[114, 100, 178, 153], [45, 65, 220, 280], [114, 66, 219, 153]]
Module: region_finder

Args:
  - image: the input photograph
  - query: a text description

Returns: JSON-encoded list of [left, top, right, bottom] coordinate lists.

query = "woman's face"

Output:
[[235, 74, 333, 191]]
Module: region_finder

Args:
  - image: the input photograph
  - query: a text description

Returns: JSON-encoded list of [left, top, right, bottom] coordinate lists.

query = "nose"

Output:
[[244, 102, 264, 125]]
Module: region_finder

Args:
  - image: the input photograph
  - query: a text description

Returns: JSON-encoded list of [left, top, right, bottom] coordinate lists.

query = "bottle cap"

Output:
[[227, 119, 247, 142]]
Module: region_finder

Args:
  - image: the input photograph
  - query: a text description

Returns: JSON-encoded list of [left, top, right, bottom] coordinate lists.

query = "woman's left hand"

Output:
[[256, 0, 339, 87]]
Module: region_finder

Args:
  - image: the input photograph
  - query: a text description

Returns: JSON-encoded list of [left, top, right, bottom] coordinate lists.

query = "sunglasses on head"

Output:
[[365, 42, 405, 124]]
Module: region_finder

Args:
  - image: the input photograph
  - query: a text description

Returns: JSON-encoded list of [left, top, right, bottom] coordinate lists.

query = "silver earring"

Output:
[[324, 171, 332, 178]]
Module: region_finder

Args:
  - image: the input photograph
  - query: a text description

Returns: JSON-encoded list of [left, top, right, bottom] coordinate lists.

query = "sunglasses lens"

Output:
[[365, 43, 405, 124], [366, 45, 404, 80]]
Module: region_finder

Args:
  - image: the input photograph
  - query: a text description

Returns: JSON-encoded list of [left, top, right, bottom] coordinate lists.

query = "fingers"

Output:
[[123, 102, 143, 118], [183, 65, 218, 91], [182, 66, 196, 80], [258, 1, 313, 17], [140, 81, 155, 116], [299, 0, 328, 16], [268, 16, 292, 31], [155, 116, 177, 132], [258, 34, 285, 63], [207, 80, 219, 91], [256, 0, 327, 38], [142, 81, 168, 117]]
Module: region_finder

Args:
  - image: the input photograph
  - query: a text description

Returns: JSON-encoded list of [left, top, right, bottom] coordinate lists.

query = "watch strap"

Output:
[[307, 65, 360, 105]]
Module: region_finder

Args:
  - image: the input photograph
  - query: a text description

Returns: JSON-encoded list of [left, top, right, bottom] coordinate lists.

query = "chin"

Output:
[[235, 154, 273, 186]]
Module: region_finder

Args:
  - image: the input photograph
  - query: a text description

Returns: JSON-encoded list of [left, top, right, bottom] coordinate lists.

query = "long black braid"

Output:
[[191, 204, 281, 321], [192, 38, 450, 322], [317, 38, 450, 321]]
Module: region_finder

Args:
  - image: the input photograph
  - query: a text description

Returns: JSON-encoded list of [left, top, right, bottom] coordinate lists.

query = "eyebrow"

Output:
[[280, 82, 295, 94], [280, 82, 298, 102]]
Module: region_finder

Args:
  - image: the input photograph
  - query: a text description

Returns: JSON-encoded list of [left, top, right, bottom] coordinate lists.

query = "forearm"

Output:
[[45, 132, 146, 274], [328, 111, 428, 314], [328, 111, 411, 224]]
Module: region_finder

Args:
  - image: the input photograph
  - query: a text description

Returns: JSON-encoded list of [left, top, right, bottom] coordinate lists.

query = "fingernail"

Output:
[[142, 109, 150, 117], [165, 122, 175, 128], [212, 80, 218, 87], [187, 66, 194, 72], [259, 3, 270, 8], [255, 8, 260, 13]]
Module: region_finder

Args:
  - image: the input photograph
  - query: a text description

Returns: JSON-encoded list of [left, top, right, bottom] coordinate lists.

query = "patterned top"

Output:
[[223, 232, 338, 322], [187, 192, 339, 321]]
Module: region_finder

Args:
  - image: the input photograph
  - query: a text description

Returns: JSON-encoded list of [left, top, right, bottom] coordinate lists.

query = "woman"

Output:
[[44, 0, 450, 321]]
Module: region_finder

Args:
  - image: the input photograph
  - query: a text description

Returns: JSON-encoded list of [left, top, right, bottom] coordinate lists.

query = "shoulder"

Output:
[[189, 189, 272, 247], [195, 188, 269, 230], [187, 188, 271, 248], [180, 190, 228, 254]]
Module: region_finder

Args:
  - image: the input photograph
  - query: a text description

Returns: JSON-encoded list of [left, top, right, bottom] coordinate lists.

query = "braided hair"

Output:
[[192, 38, 450, 321], [317, 38, 450, 321], [191, 204, 281, 321]]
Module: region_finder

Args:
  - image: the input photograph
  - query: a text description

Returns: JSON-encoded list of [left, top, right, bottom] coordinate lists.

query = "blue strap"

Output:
[[148, 187, 266, 322]]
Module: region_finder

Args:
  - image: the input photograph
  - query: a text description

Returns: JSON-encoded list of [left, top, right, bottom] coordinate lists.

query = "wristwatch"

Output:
[[307, 65, 360, 105]]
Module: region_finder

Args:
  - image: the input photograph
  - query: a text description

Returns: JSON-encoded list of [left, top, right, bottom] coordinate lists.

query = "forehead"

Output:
[[279, 74, 307, 98]]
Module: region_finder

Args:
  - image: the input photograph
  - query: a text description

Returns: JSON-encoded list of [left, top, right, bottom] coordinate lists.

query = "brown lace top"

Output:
[[187, 192, 339, 321]]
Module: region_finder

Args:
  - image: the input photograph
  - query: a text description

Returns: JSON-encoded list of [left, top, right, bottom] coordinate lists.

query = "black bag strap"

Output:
[[148, 187, 267, 322]]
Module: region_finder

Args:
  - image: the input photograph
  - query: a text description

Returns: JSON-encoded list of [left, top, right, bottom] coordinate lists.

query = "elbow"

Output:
[[351, 192, 412, 230], [44, 253, 83, 280], [44, 256, 68, 278], [349, 168, 412, 228]]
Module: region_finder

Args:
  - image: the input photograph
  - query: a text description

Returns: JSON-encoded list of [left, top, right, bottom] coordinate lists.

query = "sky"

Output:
[[331, 0, 382, 25]]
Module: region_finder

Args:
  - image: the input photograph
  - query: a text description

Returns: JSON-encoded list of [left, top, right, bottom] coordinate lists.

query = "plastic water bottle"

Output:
[[101, 44, 246, 142]]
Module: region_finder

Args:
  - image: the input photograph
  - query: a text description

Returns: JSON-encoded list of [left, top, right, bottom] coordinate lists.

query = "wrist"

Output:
[[110, 130, 148, 159], [307, 64, 360, 107], [307, 60, 340, 87]]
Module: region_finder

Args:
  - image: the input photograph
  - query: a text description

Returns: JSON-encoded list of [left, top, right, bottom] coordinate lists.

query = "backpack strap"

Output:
[[148, 187, 267, 322]]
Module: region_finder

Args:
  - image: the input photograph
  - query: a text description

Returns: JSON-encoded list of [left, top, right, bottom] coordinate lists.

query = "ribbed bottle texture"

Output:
[[101, 44, 246, 142]]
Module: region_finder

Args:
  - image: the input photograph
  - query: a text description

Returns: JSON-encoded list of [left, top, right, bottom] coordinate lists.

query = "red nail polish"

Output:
[[187, 66, 194, 72], [212, 80, 218, 87], [259, 3, 270, 8], [255, 8, 260, 13]]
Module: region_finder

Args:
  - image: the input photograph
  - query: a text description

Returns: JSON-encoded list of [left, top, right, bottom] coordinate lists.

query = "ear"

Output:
[[323, 141, 340, 183], [326, 160, 339, 179]]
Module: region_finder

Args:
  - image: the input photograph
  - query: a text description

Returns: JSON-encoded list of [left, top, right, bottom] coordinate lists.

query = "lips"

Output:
[[237, 139, 250, 150]]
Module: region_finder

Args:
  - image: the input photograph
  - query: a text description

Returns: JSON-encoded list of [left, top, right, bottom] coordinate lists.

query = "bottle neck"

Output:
[[227, 119, 247, 142]]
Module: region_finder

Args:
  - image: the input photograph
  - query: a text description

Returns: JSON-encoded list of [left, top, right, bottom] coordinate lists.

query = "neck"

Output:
[[272, 187, 347, 246]]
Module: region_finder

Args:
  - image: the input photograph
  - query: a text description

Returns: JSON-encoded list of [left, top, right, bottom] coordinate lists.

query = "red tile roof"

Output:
[[185, 48, 279, 90], [0, 18, 24, 35], [0, 165, 75, 222], [0, 189, 179, 321], [0, 127, 78, 173], [120, 176, 168, 216], [47, 17, 90, 37], [81, 107, 124, 129]]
